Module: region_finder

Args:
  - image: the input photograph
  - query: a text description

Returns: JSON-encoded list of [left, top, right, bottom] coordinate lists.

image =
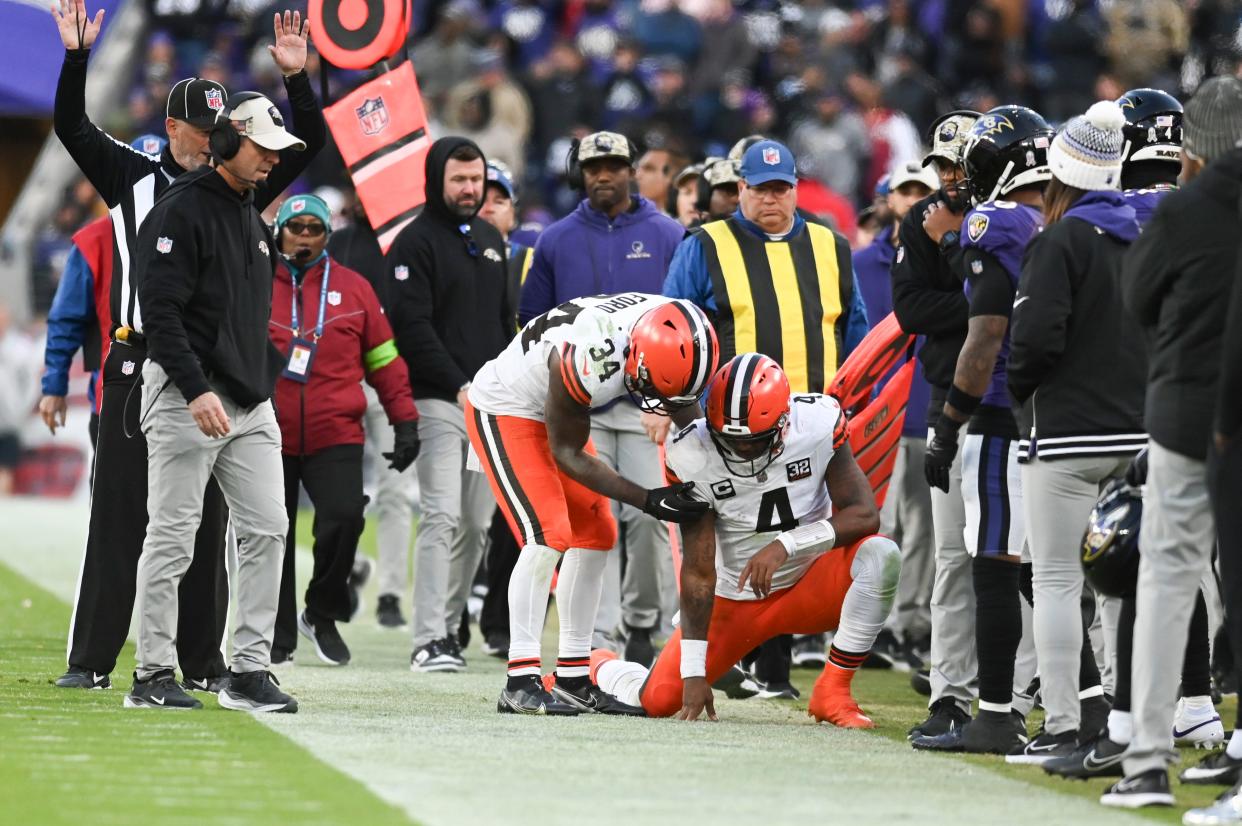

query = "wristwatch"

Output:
[[938, 230, 960, 253]]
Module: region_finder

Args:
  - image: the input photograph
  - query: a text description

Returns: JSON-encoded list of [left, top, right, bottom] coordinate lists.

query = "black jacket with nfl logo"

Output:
[[385, 136, 513, 403], [135, 167, 283, 408]]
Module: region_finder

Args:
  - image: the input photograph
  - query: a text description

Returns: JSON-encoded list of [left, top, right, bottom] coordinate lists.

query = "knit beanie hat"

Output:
[[1048, 101, 1126, 191], [275, 194, 332, 234], [1183, 76, 1242, 162]]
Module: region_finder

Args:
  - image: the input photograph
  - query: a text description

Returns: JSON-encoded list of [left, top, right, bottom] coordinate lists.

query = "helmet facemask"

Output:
[[708, 412, 788, 478]]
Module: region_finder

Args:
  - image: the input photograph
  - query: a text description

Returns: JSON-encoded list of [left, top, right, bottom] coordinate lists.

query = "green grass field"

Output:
[[0, 499, 1232, 825]]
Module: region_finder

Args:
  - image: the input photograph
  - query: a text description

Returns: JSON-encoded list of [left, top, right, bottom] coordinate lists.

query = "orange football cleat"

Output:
[[808, 666, 875, 729], [589, 648, 619, 684]]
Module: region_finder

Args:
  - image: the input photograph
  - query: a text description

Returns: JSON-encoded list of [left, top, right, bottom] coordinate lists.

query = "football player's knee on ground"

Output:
[[834, 536, 901, 654], [595, 657, 649, 708]]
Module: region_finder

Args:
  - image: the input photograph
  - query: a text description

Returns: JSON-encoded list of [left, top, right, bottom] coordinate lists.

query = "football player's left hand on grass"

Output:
[[675, 677, 717, 722], [737, 540, 789, 599]]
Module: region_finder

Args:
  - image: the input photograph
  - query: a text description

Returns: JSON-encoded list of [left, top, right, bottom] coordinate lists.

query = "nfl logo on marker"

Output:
[[327, 290, 342, 306], [762, 147, 780, 166], [156, 237, 173, 254], [356, 97, 389, 136], [395, 265, 409, 281], [121, 360, 135, 376], [205, 89, 224, 111]]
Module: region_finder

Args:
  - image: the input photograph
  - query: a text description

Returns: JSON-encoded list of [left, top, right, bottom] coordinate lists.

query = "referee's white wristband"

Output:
[[775, 518, 837, 559], [680, 639, 708, 679]]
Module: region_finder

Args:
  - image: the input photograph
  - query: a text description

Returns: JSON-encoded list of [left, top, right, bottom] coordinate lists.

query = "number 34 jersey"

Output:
[[469, 292, 672, 422], [665, 393, 850, 601]]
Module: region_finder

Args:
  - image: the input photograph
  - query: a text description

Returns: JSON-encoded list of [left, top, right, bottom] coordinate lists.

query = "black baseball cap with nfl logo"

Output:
[[166, 78, 229, 128]]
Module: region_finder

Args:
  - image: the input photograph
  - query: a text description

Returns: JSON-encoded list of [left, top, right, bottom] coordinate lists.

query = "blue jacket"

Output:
[[662, 209, 870, 357], [43, 244, 98, 407], [518, 195, 684, 324]]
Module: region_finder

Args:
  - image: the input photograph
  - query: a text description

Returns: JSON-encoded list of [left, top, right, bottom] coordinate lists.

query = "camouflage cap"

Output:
[[578, 131, 633, 164], [922, 110, 981, 168]]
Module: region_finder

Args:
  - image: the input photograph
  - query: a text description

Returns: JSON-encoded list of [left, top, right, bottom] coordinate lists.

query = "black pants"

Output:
[[276, 444, 366, 652], [67, 342, 229, 678], [480, 508, 519, 640], [1209, 435, 1242, 725]]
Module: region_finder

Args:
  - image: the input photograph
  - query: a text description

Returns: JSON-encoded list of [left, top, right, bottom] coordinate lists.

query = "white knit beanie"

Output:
[[1048, 101, 1126, 191]]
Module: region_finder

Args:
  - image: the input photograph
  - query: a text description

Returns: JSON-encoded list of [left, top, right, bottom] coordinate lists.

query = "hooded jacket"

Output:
[[270, 253, 418, 455], [385, 137, 512, 402], [136, 166, 283, 408], [517, 195, 684, 325], [1123, 149, 1242, 459], [1009, 190, 1147, 461]]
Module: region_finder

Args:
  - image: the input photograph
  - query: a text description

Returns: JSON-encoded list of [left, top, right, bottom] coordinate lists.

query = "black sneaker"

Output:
[[1100, 769, 1174, 808], [297, 610, 351, 666], [1006, 727, 1078, 764], [713, 664, 760, 699], [551, 678, 646, 716], [182, 674, 229, 693], [908, 697, 971, 739], [55, 665, 111, 690], [124, 670, 202, 710], [902, 633, 931, 671], [410, 639, 461, 673], [376, 595, 406, 629], [440, 635, 467, 668], [497, 675, 580, 716], [1080, 694, 1111, 740], [863, 629, 900, 669], [1043, 730, 1127, 779], [912, 709, 1027, 754], [910, 664, 931, 697], [753, 679, 800, 700], [347, 556, 372, 621], [791, 634, 827, 668], [219, 670, 298, 713], [481, 632, 509, 659], [1181, 750, 1242, 786], [271, 646, 294, 666], [623, 625, 656, 666]]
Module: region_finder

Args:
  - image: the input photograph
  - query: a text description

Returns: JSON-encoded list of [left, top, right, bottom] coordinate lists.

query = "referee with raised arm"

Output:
[[48, 1, 323, 693]]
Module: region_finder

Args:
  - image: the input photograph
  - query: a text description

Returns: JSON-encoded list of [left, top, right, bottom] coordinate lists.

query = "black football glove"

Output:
[[1125, 447, 1148, 488], [384, 419, 420, 472], [924, 418, 962, 494], [643, 482, 710, 524]]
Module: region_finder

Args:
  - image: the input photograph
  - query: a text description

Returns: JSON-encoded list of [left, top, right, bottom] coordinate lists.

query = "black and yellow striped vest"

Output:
[[695, 216, 852, 393]]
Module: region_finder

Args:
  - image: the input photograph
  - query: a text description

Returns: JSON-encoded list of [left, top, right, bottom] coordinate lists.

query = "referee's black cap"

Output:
[[166, 78, 229, 128]]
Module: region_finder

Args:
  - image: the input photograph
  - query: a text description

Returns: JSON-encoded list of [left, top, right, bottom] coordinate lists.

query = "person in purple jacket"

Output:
[[1115, 88, 1183, 223], [519, 131, 686, 664]]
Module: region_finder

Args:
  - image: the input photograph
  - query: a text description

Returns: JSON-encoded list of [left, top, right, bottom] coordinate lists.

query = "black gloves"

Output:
[[924, 417, 963, 494], [1125, 447, 1148, 488], [643, 482, 710, 524], [384, 419, 420, 472]]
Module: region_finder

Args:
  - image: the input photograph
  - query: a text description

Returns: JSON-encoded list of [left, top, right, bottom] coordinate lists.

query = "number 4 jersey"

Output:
[[665, 393, 849, 600], [469, 292, 672, 421]]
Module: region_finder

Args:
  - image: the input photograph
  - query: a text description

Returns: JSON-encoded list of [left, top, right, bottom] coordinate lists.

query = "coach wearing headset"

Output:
[[128, 93, 311, 714]]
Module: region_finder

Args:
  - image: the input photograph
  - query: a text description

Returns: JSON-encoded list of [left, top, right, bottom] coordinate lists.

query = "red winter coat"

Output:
[[270, 255, 418, 456]]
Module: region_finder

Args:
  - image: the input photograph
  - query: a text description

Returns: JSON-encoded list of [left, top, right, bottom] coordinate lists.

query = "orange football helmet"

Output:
[[624, 299, 719, 414], [706, 353, 791, 477]]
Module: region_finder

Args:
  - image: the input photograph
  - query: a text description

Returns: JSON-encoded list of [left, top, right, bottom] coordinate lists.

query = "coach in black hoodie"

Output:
[[386, 137, 511, 671]]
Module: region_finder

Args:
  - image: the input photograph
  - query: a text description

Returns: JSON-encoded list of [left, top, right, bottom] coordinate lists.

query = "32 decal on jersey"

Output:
[[786, 458, 812, 482]]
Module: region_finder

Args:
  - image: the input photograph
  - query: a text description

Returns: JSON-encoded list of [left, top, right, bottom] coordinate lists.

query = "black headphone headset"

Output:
[[208, 91, 267, 162], [565, 135, 640, 191]]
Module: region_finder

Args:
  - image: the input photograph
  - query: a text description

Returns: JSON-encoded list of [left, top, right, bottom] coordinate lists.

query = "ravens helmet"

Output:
[[1081, 479, 1142, 598], [961, 105, 1055, 204], [1116, 87, 1183, 166]]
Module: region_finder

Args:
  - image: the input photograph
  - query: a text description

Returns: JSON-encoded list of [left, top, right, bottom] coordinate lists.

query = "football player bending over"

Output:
[[591, 354, 900, 725], [466, 293, 718, 716]]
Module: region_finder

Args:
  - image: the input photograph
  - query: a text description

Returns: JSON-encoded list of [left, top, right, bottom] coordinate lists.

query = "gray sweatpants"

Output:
[[927, 428, 977, 710], [362, 384, 418, 600], [410, 398, 494, 649], [135, 360, 287, 679], [880, 436, 935, 641], [1022, 454, 1129, 734], [1125, 442, 1216, 776], [591, 404, 676, 641]]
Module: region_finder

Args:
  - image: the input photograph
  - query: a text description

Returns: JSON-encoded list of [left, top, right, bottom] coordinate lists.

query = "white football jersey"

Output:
[[469, 292, 672, 421], [664, 393, 850, 600]]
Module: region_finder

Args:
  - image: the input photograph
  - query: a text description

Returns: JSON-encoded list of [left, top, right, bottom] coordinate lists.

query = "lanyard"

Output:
[[291, 259, 331, 341]]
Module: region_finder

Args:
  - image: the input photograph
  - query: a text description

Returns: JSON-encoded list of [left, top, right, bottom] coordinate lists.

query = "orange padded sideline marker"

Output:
[[324, 61, 431, 253], [848, 359, 914, 508], [309, 0, 410, 71]]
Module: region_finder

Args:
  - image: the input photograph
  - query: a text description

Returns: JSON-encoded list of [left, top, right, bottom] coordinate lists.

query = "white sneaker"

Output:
[[1184, 785, 1242, 825], [1175, 698, 1226, 749]]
